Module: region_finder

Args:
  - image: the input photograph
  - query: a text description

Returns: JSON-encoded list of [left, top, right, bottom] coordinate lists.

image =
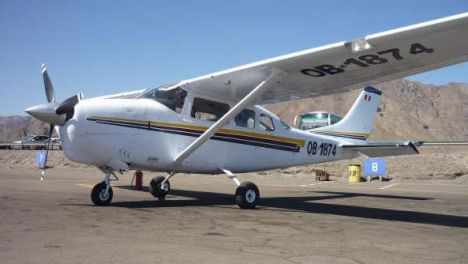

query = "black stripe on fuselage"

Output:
[[87, 118, 301, 152]]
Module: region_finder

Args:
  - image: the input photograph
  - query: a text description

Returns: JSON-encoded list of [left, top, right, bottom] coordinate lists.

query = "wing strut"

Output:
[[172, 69, 281, 168]]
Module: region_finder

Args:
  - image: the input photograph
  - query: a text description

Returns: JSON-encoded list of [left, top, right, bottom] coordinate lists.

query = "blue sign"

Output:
[[36, 150, 47, 169], [363, 158, 387, 178]]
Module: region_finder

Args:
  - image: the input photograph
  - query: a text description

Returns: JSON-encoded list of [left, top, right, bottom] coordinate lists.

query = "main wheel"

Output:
[[149, 176, 170, 200], [91, 181, 113, 206], [235, 181, 260, 209]]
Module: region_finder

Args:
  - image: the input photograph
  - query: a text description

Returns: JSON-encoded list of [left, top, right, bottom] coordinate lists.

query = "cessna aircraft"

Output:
[[26, 12, 468, 208]]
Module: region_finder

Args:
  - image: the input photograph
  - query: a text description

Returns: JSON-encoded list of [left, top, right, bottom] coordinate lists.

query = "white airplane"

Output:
[[26, 13, 468, 208]]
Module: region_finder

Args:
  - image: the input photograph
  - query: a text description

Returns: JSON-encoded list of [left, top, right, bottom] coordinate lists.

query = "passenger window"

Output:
[[191, 98, 230, 122], [235, 109, 255, 129], [259, 113, 275, 132]]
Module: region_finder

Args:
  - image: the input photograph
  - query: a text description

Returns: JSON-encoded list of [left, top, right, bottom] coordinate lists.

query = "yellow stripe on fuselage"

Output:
[[151, 121, 305, 147], [90, 116, 305, 147], [95, 116, 148, 126]]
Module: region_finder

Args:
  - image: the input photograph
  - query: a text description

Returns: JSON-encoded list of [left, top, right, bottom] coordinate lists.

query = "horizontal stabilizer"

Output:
[[343, 140, 468, 158], [342, 141, 419, 157]]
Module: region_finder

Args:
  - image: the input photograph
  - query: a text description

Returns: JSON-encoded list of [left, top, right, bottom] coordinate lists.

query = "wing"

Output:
[[167, 13, 468, 104]]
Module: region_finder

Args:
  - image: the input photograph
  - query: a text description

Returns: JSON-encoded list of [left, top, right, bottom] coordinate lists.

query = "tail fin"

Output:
[[312, 86, 381, 140]]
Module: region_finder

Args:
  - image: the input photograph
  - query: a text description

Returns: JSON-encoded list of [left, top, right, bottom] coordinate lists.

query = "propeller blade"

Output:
[[41, 124, 54, 181], [41, 64, 55, 103]]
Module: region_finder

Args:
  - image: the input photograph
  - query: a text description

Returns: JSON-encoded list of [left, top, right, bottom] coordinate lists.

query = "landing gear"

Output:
[[222, 169, 260, 209], [235, 181, 260, 209], [91, 168, 119, 206], [91, 181, 113, 206], [149, 176, 170, 200]]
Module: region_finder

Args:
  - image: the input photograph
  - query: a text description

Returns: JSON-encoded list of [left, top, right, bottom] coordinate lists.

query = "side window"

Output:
[[191, 98, 230, 122], [235, 109, 255, 129], [259, 113, 275, 132]]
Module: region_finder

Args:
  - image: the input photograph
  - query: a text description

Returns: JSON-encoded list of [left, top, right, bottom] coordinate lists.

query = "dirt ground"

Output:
[[0, 162, 467, 264]]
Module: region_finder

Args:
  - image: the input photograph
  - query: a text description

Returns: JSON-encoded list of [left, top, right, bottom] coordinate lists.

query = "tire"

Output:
[[91, 181, 113, 206], [149, 176, 170, 200], [235, 181, 260, 209]]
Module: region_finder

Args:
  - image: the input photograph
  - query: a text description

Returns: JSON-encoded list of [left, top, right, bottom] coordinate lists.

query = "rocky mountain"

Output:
[[1, 79, 468, 142], [0, 116, 48, 143]]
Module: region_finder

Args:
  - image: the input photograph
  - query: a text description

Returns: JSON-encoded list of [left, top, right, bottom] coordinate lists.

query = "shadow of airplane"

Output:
[[108, 186, 468, 228]]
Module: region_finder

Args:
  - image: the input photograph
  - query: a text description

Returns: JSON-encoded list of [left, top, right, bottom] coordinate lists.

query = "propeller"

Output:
[[25, 64, 81, 180]]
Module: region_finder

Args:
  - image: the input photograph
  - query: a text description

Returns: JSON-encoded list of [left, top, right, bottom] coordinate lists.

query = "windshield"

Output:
[[141, 84, 187, 113]]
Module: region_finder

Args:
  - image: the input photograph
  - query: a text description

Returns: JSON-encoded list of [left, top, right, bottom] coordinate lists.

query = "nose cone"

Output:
[[25, 103, 65, 125], [25, 104, 45, 117]]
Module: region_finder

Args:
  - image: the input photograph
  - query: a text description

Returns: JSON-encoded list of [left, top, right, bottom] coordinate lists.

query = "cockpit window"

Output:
[[141, 86, 187, 113]]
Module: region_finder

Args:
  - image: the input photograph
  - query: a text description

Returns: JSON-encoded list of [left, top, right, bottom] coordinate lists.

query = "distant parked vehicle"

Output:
[[12, 135, 49, 145], [10, 135, 53, 150], [7, 135, 62, 150], [293, 111, 343, 130]]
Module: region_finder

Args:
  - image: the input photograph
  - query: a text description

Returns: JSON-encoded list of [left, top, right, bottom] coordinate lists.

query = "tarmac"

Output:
[[0, 167, 467, 264]]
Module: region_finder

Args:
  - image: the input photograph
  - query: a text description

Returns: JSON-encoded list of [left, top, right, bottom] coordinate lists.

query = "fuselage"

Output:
[[60, 96, 361, 174]]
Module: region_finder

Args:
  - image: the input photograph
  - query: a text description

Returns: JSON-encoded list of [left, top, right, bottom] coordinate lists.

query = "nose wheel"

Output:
[[91, 169, 118, 206], [235, 181, 260, 209], [91, 181, 113, 206], [149, 176, 171, 200]]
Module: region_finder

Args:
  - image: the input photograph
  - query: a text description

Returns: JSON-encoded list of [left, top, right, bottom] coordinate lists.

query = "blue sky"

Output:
[[1, 0, 468, 115]]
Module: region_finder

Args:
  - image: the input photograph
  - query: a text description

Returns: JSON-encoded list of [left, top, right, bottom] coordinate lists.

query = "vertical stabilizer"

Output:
[[312, 87, 382, 140]]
